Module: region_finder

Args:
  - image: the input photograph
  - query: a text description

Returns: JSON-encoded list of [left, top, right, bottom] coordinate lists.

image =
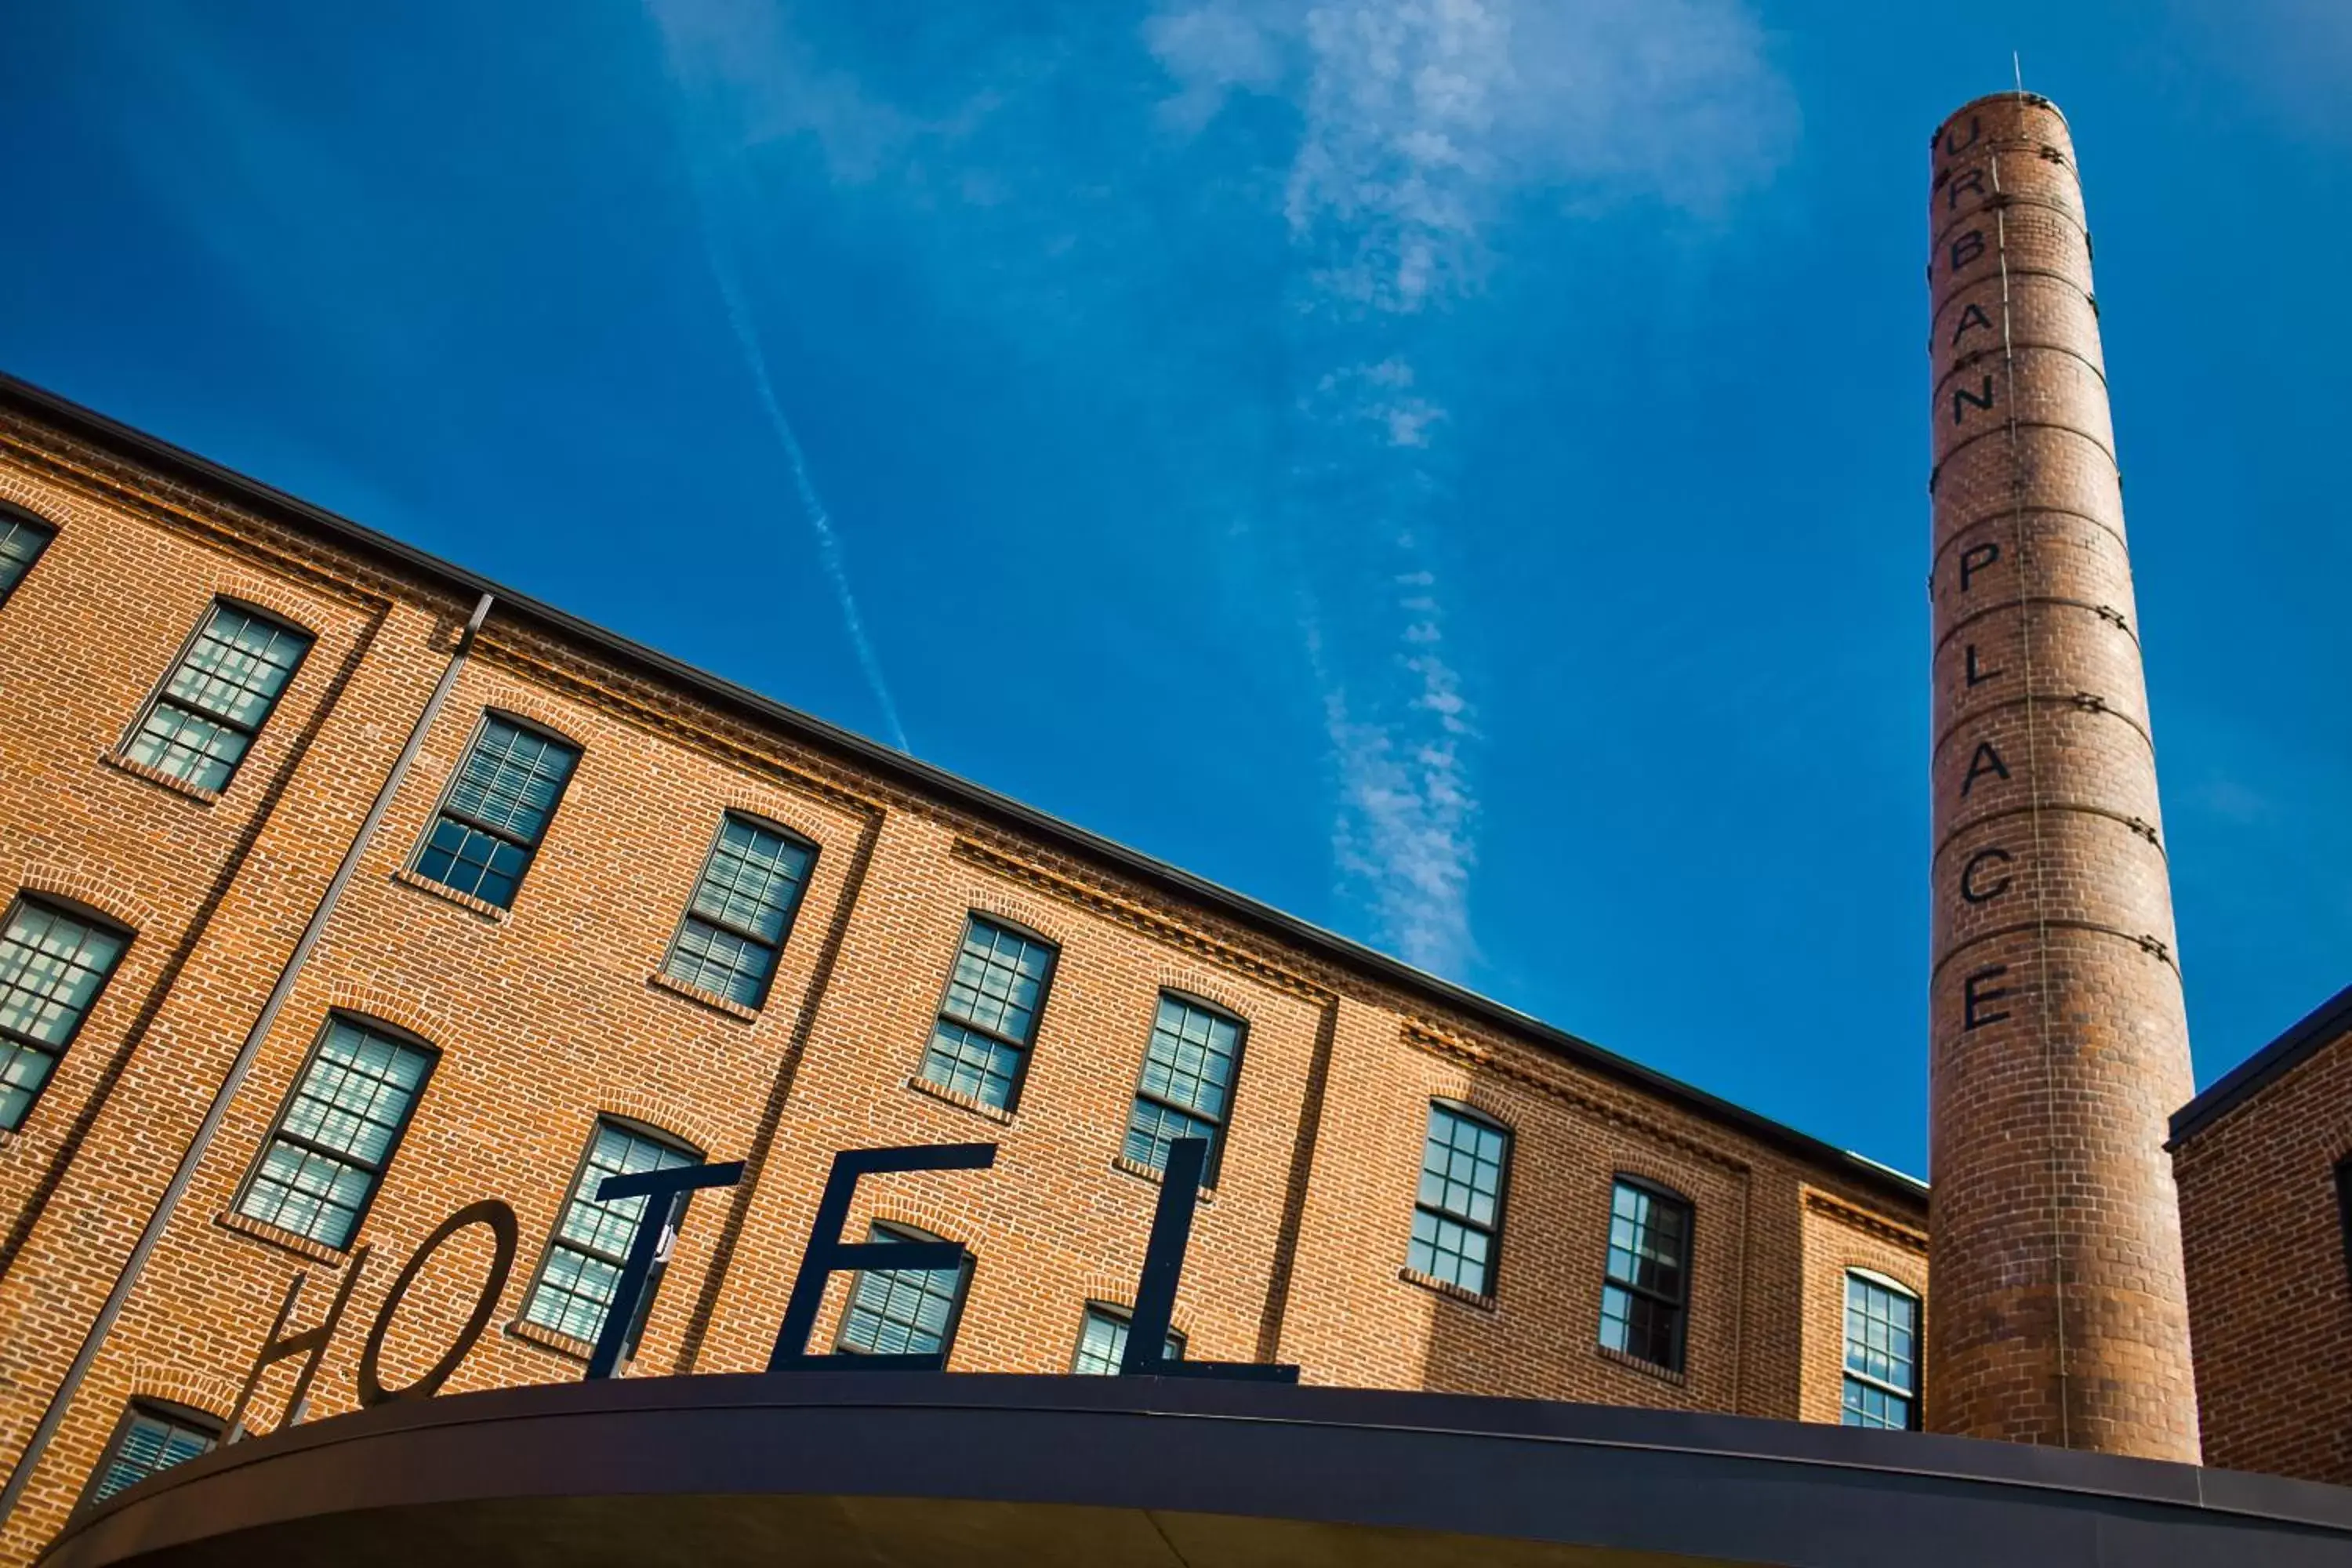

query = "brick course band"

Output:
[[1923, 93, 2200, 1460]]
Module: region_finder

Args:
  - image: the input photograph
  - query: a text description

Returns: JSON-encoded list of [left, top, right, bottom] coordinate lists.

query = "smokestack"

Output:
[[1925, 92, 2200, 1460]]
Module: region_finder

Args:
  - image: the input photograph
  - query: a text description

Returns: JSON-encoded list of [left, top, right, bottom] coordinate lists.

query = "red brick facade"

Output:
[[1924, 93, 2201, 1460], [2172, 989, 2352, 1484], [0, 385, 1929, 1563]]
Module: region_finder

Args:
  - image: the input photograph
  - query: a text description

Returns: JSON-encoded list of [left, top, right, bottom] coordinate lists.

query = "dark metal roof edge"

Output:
[[2169, 980, 2352, 1147], [0, 369, 1926, 1206]]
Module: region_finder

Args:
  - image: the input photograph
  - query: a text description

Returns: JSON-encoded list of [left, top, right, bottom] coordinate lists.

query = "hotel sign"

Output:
[[226, 1136, 1290, 1439]]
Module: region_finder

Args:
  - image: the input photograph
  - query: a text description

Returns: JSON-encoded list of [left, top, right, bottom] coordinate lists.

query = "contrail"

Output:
[[694, 224, 912, 753], [652, 25, 913, 757]]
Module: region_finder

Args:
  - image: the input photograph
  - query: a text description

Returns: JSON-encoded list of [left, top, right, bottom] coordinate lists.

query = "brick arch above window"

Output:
[[1149, 969, 1255, 1025], [125, 1366, 238, 1424], [955, 887, 1073, 953], [1074, 1272, 1196, 1341], [11, 863, 155, 936], [319, 985, 452, 1054], [197, 577, 332, 644], [595, 1091, 724, 1161], [862, 1197, 978, 1250], [1845, 1263, 1926, 1302], [0, 493, 66, 532], [462, 685, 590, 752], [715, 793, 837, 854], [1611, 1167, 1696, 1208]]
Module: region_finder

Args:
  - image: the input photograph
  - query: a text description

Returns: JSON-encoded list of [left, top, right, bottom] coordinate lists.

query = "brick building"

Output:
[[0, 375, 1931, 1562], [2171, 984, 2352, 1486]]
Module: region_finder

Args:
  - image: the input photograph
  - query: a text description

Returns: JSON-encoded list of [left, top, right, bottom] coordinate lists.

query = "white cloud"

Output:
[[1145, 0, 1788, 975], [644, 0, 1791, 978]]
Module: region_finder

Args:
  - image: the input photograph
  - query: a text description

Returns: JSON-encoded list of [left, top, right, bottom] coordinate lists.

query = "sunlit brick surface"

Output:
[[1923, 93, 2199, 1461]]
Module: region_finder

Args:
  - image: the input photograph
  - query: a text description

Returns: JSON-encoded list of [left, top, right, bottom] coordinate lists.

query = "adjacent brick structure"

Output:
[[0, 379, 1929, 1563], [2171, 985, 2352, 1484], [1925, 93, 2200, 1459]]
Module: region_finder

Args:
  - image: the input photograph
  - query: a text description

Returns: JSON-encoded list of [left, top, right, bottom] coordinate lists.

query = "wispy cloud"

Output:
[[1148, 0, 1788, 974], [642, 0, 1788, 975]]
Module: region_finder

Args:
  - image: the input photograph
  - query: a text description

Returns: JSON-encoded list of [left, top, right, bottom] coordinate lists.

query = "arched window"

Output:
[[1601, 1177, 1693, 1372], [1409, 1101, 1512, 1298], [1841, 1269, 1922, 1430]]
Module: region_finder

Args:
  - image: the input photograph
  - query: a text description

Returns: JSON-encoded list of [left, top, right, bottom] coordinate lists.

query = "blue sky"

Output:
[[5, 1, 2345, 1177]]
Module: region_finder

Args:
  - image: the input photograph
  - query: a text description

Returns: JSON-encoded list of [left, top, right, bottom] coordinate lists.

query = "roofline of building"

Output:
[[0, 369, 1926, 1206], [2169, 980, 2352, 1147]]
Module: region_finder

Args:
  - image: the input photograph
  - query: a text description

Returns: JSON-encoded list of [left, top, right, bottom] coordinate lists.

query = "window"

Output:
[[661, 814, 815, 1008], [0, 896, 130, 1131], [1842, 1272, 1922, 1429], [237, 1017, 434, 1250], [0, 507, 56, 608], [80, 1401, 220, 1508], [1073, 1302, 1185, 1375], [917, 916, 1057, 1112], [835, 1222, 973, 1359], [123, 601, 313, 793], [523, 1119, 700, 1352], [1600, 1178, 1692, 1372], [1408, 1102, 1509, 1297], [412, 713, 579, 910], [1123, 993, 1245, 1183]]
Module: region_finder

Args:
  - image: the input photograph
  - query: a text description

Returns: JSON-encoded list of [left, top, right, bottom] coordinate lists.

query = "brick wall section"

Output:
[[1924, 92, 2199, 1459], [0, 400, 1926, 1563], [2172, 1023, 2352, 1483]]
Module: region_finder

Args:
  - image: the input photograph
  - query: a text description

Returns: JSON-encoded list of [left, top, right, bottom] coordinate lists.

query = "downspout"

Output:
[[0, 591, 494, 1527]]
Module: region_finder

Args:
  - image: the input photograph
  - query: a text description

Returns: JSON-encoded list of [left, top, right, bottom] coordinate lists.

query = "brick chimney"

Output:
[[1925, 92, 2200, 1460]]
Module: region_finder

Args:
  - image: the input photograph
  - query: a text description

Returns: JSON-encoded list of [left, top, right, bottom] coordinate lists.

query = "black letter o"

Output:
[[358, 1200, 518, 1406]]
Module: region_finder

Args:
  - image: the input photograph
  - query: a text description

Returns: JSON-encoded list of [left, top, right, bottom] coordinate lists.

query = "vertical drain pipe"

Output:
[[0, 591, 494, 1528]]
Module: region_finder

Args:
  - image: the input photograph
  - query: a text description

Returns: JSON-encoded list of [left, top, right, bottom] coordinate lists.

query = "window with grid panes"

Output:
[[1600, 1178, 1692, 1371], [918, 916, 1056, 1111], [0, 507, 55, 607], [80, 1402, 219, 1508], [0, 895, 129, 1131], [412, 714, 579, 909], [523, 1119, 699, 1351], [1408, 1102, 1509, 1297], [122, 601, 312, 793], [661, 814, 815, 1007], [1123, 993, 1244, 1183], [836, 1223, 972, 1359], [1072, 1303, 1185, 1374], [1841, 1272, 1921, 1429], [236, 1017, 433, 1250]]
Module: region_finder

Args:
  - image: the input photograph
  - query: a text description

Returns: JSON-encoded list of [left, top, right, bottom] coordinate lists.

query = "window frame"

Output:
[[916, 912, 1060, 1114], [658, 811, 818, 1011], [407, 709, 583, 910], [0, 891, 134, 1132], [0, 501, 59, 611], [1839, 1268, 1923, 1431], [1072, 1300, 1186, 1374], [118, 596, 315, 795], [1407, 1098, 1513, 1298], [2334, 1154, 2352, 1302], [74, 1398, 222, 1513], [1123, 989, 1249, 1186], [832, 1220, 976, 1363], [1599, 1174, 1695, 1374], [231, 1012, 438, 1251], [520, 1114, 704, 1358]]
